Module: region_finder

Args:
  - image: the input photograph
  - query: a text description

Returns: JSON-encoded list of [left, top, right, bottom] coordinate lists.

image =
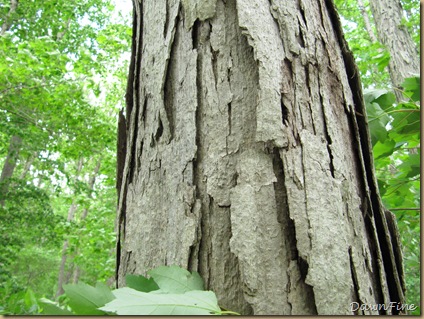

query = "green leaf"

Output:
[[367, 109, 389, 145], [372, 139, 396, 159], [373, 91, 396, 111], [391, 109, 420, 135], [148, 265, 204, 293], [126, 274, 160, 292], [24, 288, 37, 308], [397, 153, 420, 178], [372, 50, 391, 72], [38, 298, 74, 315], [364, 89, 389, 104], [100, 287, 221, 315], [63, 282, 115, 315], [401, 76, 420, 101]]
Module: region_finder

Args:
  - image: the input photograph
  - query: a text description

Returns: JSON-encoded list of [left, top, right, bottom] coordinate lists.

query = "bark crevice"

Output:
[[349, 246, 363, 314]]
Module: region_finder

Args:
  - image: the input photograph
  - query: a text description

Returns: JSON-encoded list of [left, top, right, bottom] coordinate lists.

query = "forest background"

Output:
[[0, 0, 420, 315]]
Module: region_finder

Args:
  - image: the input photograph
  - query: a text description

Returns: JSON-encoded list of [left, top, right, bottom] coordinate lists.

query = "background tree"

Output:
[[368, 0, 419, 101], [116, 0, 405, 314]]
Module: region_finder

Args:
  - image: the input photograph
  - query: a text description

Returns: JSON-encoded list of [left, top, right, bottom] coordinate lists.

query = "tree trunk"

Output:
[[19, 152, 36, 180], [116, 0, 405, 314], [71, 158, 102, 283], [0, 135, 22, 206], [56, 159, 83, 298], [368, 0, 419, 100], [356, 0, 378, 43], [55, 200, 79, 298], [0, 0, 18, 35]]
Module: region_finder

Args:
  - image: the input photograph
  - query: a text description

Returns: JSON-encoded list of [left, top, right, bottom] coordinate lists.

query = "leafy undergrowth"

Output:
[[38, 265, 240, 315]]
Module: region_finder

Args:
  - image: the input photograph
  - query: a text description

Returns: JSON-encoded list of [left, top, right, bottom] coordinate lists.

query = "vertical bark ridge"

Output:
[[349, 246, 362, 314], [272, 148, 317, 315]]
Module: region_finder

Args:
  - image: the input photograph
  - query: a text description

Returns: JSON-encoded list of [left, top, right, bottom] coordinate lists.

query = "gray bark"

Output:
[[0, 135, 22, 206], [0, 0, 18, 35], [18, 152, 36, 180], [368, 0, 419, 100], [116, 0, 405, 314], [356, 0, 378, 43]]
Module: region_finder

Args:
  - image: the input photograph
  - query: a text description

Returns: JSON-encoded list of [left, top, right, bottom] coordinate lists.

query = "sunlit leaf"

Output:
[[100, 287, 221, 315], [373, 139, 396, 159], [148, 265, 204, 293]]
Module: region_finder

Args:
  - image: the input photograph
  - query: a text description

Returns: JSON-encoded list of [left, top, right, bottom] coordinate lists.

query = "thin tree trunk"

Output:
[[55, 200, 78, 298], [117, 0, 405, 314], [0, 135, 22, 206], [0, 2, 21, 207], [368, 0, 419, 100], [356, 0, 378, 43], [0, 0, 18, 35], [19, 152, 36, 180], [71, 158, 102, 283], [55, 159, 83, 298]]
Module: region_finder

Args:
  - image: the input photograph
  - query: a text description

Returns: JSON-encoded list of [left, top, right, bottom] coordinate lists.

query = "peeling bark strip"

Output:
[[117, 0, 405, 314]]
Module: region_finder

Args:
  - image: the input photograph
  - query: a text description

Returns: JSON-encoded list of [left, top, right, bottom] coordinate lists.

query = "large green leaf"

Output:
[[367, 103, 390, 145], [373, 139, 396, 159], [126, 274, 160, 292], [147, 265, 204, 293], [63, 282, 115, 315], [364, 89, 389, 104], [100, 287, 221, 315], [38, 298, 74, 315], [401, 76, 420, 101], [373, 91, 396, 111], [391, 109, 420, 135]]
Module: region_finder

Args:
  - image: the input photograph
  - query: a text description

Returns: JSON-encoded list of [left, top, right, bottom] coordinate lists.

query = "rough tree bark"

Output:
[[368, 0, 419, 100], [356, 0, 378, 43], [0, 135, 22, 206], [116, 0, 405, 315]]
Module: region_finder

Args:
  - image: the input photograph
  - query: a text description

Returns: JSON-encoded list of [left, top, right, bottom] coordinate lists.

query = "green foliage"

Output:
[[0, 179, 63, 298], [0, 0, 130, 313], [38, 265, 239, 316], [0, 288, 40, 315]]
